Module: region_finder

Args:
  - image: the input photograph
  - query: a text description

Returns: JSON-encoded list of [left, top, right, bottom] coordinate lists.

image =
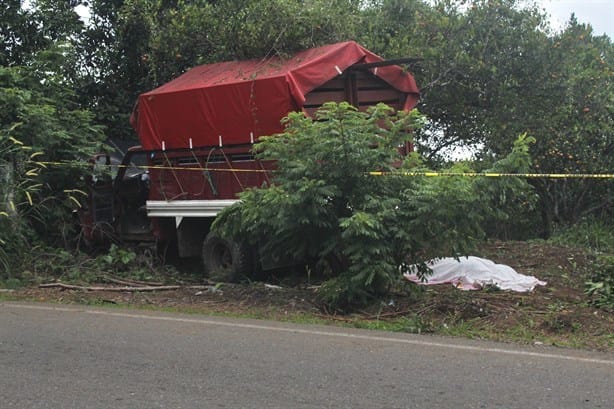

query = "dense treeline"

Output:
[[1, 0, 612, 279]]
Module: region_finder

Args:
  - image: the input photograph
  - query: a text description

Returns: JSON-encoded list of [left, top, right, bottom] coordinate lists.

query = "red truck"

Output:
[[77, 41, 420, 280]]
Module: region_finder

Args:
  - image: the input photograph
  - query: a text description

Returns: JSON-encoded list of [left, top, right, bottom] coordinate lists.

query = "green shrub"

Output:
[[215, 103, 535, 309], [1, 64, 105, 249], [1, 278, 24, 289], [550, 218, 614, 253], [89, 244, 165, 282], [585, 255, 614, 308], [475, 133, 539, 240], [0, 134, 45, 279], [15, 244, 173, 285]]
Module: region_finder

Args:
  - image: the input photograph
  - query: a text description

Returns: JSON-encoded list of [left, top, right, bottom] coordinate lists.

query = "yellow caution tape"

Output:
[[37, 161, 613, 178], [369, 171, 614, 179]]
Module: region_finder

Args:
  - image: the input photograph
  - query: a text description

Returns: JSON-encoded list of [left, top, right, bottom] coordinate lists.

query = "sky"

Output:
[[536, 0, 613, 37]]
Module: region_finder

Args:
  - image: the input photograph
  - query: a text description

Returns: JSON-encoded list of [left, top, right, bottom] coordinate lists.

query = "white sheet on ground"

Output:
[[403, 256, 547, 292]]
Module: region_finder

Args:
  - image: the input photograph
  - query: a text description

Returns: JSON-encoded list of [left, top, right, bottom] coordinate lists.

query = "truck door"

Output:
[[77, 154, 115, 244], [114, 148, 152, 241]]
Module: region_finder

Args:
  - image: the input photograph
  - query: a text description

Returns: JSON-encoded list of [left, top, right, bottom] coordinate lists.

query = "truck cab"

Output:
[[78, 146, 152, 246]]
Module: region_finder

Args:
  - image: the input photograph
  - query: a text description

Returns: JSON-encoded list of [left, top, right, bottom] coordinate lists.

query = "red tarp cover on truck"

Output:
[[131, 41, 420, 151]]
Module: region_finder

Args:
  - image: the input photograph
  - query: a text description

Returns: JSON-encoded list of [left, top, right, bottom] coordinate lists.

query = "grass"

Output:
[[3, 290, 611, 351], [347, 315, 433, 334], [548, 218, 613, 253], [2, 235, 613, 352]]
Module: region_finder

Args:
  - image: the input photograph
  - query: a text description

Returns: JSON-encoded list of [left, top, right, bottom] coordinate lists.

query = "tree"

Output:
[[525, 20, 613, 233], [1, 0, 85, 66], [474, 16, 613, 234], [214, 103, 534, 307], [1, 0, 106, 245], [0, 59, 105, 243], [1, 1, 40, 66], [359, 0, 548, 160], [74, 0, 156, 140], [360, 0, 612, 234]]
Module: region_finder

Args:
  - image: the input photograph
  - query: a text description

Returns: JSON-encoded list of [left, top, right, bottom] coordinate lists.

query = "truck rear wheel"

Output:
[[202, 232, 252, 282]]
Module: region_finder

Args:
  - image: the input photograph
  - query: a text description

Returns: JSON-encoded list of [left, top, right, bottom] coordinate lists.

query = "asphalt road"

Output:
[[1, 302, 612, 409]]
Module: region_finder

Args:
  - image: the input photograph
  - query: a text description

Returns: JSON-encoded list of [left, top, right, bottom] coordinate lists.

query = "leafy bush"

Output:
[[214, 103, 536, 308], [0, 62, 105, 248], [3, 244, 175, 287], [585, 255, 614, 308], [0, 134, 45, 278], [549, 218, 614, 253], [476, 133, 540, 240], [215, 103, 424, 306], [90, 244, 165, 282]]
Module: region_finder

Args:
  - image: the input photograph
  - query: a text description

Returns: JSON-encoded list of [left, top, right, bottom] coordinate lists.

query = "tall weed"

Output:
[[585, 255, 614, 308], [549, 218, 613, 253]]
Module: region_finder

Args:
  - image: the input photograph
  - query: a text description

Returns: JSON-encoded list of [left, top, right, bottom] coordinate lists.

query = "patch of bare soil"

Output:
[[8, 241, 613, 351]]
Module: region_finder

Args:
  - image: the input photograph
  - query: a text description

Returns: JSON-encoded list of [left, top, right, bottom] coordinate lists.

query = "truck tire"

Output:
[[202, 232, 252, 282]]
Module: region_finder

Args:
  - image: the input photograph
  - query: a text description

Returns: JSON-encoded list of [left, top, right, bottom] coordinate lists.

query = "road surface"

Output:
[[1, 302, 612, 408]]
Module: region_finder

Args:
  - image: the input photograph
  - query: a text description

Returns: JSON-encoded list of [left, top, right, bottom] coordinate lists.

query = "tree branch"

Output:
[[39, 283, 209, 292]]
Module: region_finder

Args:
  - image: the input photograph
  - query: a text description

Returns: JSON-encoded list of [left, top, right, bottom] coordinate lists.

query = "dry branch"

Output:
[[365, 309, 415, 320], [39, 283, 208, 292], [101, 275, 164, 287]]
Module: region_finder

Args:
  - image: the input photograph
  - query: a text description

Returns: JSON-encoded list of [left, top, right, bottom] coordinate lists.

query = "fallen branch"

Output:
[[365, 309, 415, 320], [102, 275, 164, 287], [39, 283, 208, 292]]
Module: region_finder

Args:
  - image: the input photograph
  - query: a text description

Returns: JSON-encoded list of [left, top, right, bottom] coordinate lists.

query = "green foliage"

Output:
[[525, 21, 613, 235], [1, 277, 24, 290], [215, 103, 534, 308], [360, 1, 612, 235], [1, 0, 84, 66], [1, 24, 105, 271], [585, 255, 614, 308], [353, 314, 433, 334], [549, 218, 614, 253], [1, 1, 35, 66], [7, 244, 174, 285], [360, 0, 549, 160], [0, 59, 105, 247], [97, 244, 138, 272], [475, 133, 539, 239], [86, 244, 168, 282], [215, 103, 423, 307], [0, 134, 45, 278], [147, 0, 361, 76]]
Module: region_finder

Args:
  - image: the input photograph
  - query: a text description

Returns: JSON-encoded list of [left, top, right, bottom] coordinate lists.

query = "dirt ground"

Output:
[[7, 241, 613, 351]]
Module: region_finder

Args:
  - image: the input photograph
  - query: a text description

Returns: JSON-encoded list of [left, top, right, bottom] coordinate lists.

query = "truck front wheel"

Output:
[[202, 232, 252, 282]]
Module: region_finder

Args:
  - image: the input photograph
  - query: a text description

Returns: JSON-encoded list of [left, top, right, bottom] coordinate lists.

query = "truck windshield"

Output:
[[124, 151, 149, 179]]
